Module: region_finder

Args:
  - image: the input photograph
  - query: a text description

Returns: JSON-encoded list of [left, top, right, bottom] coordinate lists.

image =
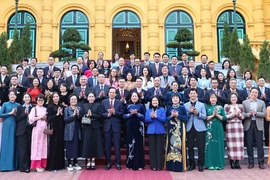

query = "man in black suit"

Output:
[[257, 77, 270, 146], [187, 59, 197, 77], [87, 68, 99, 88], [0, 65, 11, 103], [24, 57, 38, 78], [131, 58, 143, 79], [177, 66, 190, 92], [129, 77, 148, 104], [242, 79, 253, 100], [116, 58, 128, 77], [116, 77, 129, 105], [16, 65, 30, 89], [65, 65, 80, 92], [222, 78, 244, 104], [53, 68, 65, 88], [207, 61, 219, 78], [183, 76, 205, 103], [179, 53, 188, 67], [149, 52, 163, 77], [206, 78, 226, 106], [161, 53, 171, 66], [168, 55, 182, 79], [92, 73, 110, 102], [146, 77, 167, 108], [101, 87, 124, 170], [77, 56, 88, 75], [125, 52, 136, 69], [36, 68, 47, 89], [9, 75, 26, 104], [73, 75, 91, 108], [43, 56, 58, 79], [195, 54, 209, 77]]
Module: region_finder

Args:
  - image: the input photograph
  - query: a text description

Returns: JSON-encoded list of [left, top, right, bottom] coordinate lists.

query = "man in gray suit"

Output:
[[242, 87, 266, 169], [159, 65, 175, 89]]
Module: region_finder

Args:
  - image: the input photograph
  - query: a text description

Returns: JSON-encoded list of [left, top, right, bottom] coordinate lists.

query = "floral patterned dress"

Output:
[[204, 104, 226, 168]]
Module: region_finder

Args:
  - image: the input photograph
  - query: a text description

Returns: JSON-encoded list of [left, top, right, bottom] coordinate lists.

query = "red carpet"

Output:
[[78, 166, 173, 180]]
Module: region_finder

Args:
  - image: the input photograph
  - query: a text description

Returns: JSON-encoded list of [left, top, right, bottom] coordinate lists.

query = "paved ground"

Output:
[[1, 164, 270, 180]]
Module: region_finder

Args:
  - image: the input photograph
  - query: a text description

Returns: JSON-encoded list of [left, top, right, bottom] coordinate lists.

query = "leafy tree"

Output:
[[229, 28, 241, 65], [239, 35, 254, 73], [9, 28, 23, 64], [0, 32, 11, 66], [51, 28, 91, 60], [166, 28, 200, 59], [20, 22, 32, 58], [221, 22, 231, 58], [258, 41, 270, 82]]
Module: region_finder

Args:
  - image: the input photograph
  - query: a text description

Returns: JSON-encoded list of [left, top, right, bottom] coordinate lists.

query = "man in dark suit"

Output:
[[187, 59, 197, 77], [87, 68, 99, 88], [168, 55, 182, 78], [149, 52, 163, 77], [9, 75, 26, 104], [195, 54, 209, 77], [161, 53, 171, 66], [257, 77, 270, 146], [116, 58, 129, 77], [205, 78, 226, 106], [43, 56, 58, 79], [183, 76, 205, 103], [131, 59, 143, 79], [207, 61, 219, 78], [146, 76, 167, 108], [0, 65, 11, 103], [101, 87, 124, 170], [65, 65, 80, 92], [222, 78, 244, 104], [73, 75, 91, 108], [179, 53, 189, 67], [116, 77, 129, 105], [53, 68, 65, 88], [24, 57, 38, 78], [177, 66, 190, 92], [77, 56, 88, 75], [242, 79, 253, 100], [243, 88, 266, 169], [92, 73, 110, 102], [129, 77, 148, 104], [125, 52, 136, 69], [36, 68, 47, 90], [142, 52, 151, 67], [16, 65, 30, 89]]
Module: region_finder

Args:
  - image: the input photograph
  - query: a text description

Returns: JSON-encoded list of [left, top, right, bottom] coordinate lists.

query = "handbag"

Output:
[[82, 115, 91, 124], [43, 121, 53, 135], [27, 107, 37, 127]]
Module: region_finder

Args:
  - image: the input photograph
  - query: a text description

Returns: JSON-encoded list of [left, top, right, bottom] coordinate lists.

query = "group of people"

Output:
[[0, 51, 270, 173]]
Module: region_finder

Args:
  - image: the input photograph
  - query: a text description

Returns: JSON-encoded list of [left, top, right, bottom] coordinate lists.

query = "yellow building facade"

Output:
[[0, 0, 269, 62]]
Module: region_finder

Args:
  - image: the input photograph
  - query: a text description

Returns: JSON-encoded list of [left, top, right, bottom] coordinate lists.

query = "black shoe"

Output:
[[20, 169, 30, 173], [187, 164, 195, 171], [248, 164, 254, 169], [198, 165, 204, 172], [105, 164, 112, 170], [230, 160, 235, 169], [234, 160, 241, 169], [116, 165, 121, 170], [259, 163, 265, 169]]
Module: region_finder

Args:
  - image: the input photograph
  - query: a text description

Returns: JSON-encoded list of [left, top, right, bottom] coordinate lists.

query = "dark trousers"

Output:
[[104, 127, 121, 165], [245, 121, 264, 165], [264, 119, 269, 146], [148, 134, 164, 169], [16, 127, 32, 171], [187, 126, 205, 166]]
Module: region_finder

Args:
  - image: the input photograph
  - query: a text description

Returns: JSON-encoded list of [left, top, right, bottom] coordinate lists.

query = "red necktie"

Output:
[[81, 87, 85, 96], [120, 89, 124, 98], [110, 101, 113, 108]]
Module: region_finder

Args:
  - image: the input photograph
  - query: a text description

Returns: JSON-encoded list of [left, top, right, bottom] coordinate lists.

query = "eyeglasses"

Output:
[[37, 99, 44, 102]]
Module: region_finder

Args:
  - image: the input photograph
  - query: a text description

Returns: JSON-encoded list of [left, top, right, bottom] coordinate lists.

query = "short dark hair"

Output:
[[162, 53, 169, 58], [201, 54, 208, 59], [144, 52, 150, 56], [31, 57, 38, 62], [171, 55, 178, 59], [210, 77, 218, 83], [16, 65, 23, 70], [108, 87, 117, 92], [21, 58, 29, 63], [35, 94, 45, 102], [130, 52, 135, 56], [71, 64, 79, 70], [153, 52, 160, 57], [208, 60, 215, 64], [188, 87, 198, 94], [188, 76, 198, 83], [170, 93, 182, 102], [54, 67, 61, 72]]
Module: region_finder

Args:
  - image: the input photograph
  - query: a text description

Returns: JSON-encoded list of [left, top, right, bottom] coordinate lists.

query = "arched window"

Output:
[[60, 10, 89, 58], [165, 10, 194, 59], [217, 10, 245, 61], [8, 11, 36, 57]]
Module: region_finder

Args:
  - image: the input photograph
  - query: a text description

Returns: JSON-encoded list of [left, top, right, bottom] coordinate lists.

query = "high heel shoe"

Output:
[[230, 160, 235, 169], [234, 160, 241, 169]]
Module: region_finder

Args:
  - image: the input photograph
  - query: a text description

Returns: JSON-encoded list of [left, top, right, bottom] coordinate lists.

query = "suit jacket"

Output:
[[222, 89, 244, 104], [87, 77, 99, 88], [15, 75, 30, 89], [101, 99, 124, 132], [0, 75, 11, 103], [125, 61, 135, 69], [92, 84, 110, 102], [65, 75, 80, 90], [15, 105, 33, 136], [131, 65, 143, 78], [149, 63, 163, 77], [78, 64, 88, 76], [206, 89, 226, 106], [242, 88, 252, 100], [129, 88, 148, 104], [179, 61, 188, 67], [188, 68, 198, 77], [145, 107, 167, 134], [184, 101, 207, 132], [43, 66, 59, 79], [207, 69, 219, 78], [195, 64, 209, 77], [146, 87, 167, 107], [73, 86, 92, 107], [116, 66, 129, 77], [24, 67, 37, 78], [10, 85, 27, 104], [116, 88, 129, 105], [168, 64, 182, 76], [242, 99, 266, 131], [258, 86, 270, 106], [82, 102, 102, 129], [159, 75, 175, 89], [183, 87, 205, 103], [54, 78, 65, 89]]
